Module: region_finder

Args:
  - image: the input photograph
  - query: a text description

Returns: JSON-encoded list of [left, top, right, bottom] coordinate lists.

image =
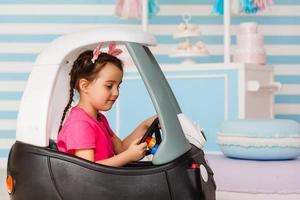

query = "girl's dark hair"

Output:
[[58, 50, 123, 132]]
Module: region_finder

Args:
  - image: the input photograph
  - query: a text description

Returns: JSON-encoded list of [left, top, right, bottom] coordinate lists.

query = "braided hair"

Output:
[[58, 50, 123, 132]]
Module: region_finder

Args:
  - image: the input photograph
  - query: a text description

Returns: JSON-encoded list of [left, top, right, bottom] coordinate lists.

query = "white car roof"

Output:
[[16, 28, 156, 147]]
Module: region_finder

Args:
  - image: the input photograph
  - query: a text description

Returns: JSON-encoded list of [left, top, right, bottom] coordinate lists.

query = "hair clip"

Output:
[[91, 42, 103, 63], [108, 41, 123, 56], [91, 41, 122, 63]]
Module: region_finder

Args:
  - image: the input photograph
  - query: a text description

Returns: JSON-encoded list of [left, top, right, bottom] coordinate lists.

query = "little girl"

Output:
[[57, 42, 155, 167]]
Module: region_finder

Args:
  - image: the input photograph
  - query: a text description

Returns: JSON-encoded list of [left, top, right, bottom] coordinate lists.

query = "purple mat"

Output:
[[206, 154, 300, 194]]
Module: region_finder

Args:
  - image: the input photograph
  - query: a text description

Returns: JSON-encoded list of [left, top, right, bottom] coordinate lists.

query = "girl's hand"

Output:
[[125, 137, 147, 162]]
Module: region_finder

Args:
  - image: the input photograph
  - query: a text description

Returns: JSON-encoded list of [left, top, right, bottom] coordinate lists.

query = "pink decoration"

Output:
[[115, 0, 142, 20], [253, 0, 273, 10], [108, 41, 123, 56], [91, 42, 103, 63], [91, 41, 123, 63]]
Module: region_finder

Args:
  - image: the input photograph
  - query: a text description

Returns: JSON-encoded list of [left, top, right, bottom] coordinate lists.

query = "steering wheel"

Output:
[[139, 118, 161, 155]]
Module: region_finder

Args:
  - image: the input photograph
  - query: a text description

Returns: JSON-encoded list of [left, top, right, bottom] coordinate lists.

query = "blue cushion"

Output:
[[217, 119, 300, 160]]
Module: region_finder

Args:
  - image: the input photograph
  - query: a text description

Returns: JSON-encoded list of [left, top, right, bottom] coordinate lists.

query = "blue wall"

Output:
[[0, 0, 300, 166]]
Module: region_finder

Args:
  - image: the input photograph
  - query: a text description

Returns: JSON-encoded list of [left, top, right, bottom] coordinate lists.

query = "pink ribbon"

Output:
[[91, 41, 122, 63], [91, 42, 103, 63], [108, 41, 123, 56]]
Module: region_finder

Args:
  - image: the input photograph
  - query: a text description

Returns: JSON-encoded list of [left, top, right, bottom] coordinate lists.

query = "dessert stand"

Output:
[[170, 15, 209, 64]]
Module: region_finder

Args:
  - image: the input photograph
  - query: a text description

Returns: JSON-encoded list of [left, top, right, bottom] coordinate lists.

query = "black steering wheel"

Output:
[[139, 118, 161, 155]]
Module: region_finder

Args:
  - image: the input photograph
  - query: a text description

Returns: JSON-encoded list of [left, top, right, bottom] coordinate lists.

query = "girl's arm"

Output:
[[112, 116, 157, 154], [75, 137, 147, 167]]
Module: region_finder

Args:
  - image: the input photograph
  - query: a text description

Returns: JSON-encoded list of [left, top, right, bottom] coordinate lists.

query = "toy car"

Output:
[[6, 28, 216, 200]]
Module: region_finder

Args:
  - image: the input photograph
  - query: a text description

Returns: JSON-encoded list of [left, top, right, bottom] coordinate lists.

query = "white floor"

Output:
[[0, 169, 9, 200]]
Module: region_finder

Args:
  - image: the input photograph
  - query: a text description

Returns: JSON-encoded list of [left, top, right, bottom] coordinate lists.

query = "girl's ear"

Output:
[[78, 78, 89, 93]]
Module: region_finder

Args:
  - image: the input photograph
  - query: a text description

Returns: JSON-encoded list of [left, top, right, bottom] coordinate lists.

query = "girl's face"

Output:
[[83, 63, 123, 112]]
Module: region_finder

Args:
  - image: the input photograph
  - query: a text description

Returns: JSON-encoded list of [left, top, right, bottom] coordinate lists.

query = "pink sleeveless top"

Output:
[[57, 106, 115, 161]]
